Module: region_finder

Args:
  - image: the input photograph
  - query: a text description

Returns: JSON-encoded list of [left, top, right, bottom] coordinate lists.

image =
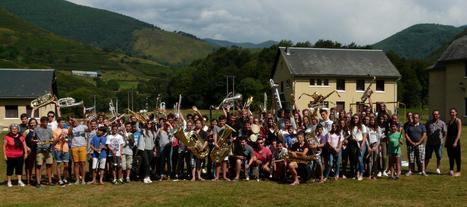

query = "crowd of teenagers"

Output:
[[2, 102, 463, 187]]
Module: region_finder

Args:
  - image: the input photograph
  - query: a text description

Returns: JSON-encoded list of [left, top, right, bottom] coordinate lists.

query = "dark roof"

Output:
[[0, 69, 56, 99], [273, 47, 401, 79], [438, 35, 467, 62]]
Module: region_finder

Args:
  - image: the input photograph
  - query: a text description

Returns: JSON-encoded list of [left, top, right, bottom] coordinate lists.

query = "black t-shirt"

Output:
[[290, 142, 307, 152]]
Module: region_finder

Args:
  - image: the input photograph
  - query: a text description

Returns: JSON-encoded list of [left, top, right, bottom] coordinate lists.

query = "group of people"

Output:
[[2, 102, 463, 187]]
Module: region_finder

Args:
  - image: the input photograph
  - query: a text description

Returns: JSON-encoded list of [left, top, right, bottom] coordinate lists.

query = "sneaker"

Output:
[[377, 172, 382, 177], [405, 171, 412, 176], [74, 180, 80, 185], [246, 176, 250, 181], [7, 181, 13, 187], [449, 170, 454, 176], [35, 184, 41, 188], [112, 179, 118, 185], [143, 178, 149, 184], [256, 179, 260, 182], [357, 176, 363, 181], [125, 177, 130, 183], [421, 171, 428, 176], [118, 179, 124, 184], [58, 180, 64, 185], [383, 171, 389, 177], [18, 180, 25, 187], [63, 179, 68, 184], [436, 169, 441, 175]]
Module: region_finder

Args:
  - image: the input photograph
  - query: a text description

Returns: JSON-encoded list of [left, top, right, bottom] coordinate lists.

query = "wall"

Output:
[[428, 68, 447, 120], [0, 99, 56, 130], [272, 56, 293, 109], [293, 77, 398, 114], [444, 61, 467, 124]]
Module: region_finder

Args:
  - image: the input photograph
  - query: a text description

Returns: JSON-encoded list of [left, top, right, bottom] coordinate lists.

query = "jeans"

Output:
[[142, 150, 153, 178], [357, 142, 367, 174], [159, 144, 172, 176], [325, 150, 341, 178]]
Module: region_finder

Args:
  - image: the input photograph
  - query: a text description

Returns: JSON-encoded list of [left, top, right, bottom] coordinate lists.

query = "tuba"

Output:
[[210, 124, 236, 163], [30, 93, 55, 108], [269, 79, 282, 109], [361, 75, 376, 104], [175, 128, 209, 160]]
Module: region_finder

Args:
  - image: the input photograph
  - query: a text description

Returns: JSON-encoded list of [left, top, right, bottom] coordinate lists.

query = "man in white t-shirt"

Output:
[[47, 111, 58, 130], [106, 125, 124, 184], [320, 109, 333, 135]]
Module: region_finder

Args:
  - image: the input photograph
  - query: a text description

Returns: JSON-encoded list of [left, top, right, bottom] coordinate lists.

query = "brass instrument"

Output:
[[210, 124, 236, 163], [109, 100, 117, 118], [299, 90, 341, 108], [243, 96, 254, 109], [30, 93, 55, 108], [262, 92, 267, 112], [58, 97, 83, 108], [269, 79, 282, 109], [361, 76, 377, 104], [127, 109, 148, 124], [175, 128, 209, 160], [215, 93, 242, 110], [284, 152, 319, 164]]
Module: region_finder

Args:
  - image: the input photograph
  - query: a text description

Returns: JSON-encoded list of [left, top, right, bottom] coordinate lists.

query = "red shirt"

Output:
[[4, 134, 25, 158], [254, 147, 272, 163]]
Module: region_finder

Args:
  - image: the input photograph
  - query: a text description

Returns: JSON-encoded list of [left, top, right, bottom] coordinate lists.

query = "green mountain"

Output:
[[373, 24, 467, 59], [0, 0, 214, 66]]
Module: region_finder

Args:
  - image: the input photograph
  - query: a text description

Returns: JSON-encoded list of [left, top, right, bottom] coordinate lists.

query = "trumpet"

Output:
[[127, 109, 148, 124], [215, 93, 242, 110], [243, 96, 254, 109]]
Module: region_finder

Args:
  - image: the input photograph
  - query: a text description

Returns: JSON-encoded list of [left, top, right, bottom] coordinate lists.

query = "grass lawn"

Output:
[[0, 128, 466, 206]]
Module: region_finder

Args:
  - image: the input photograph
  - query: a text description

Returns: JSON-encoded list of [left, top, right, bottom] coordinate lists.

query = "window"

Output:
[[26, 106, 39, 118], [356, 80, 365, 91], [5, 105, 18, 118], [336, 79, 345, 90], [310, 79, 329, 86], [309, 79, 315, 85], [376, 80, 385, 91], [336, 101, 345, 112]]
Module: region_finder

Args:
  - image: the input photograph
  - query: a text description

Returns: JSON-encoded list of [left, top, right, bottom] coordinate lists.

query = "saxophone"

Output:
[[175, 128, 209, 160], [284, 152, 319, 164], [210, 125, 236, 163]]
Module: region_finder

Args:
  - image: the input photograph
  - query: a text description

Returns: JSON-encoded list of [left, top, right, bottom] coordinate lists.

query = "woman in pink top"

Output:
[[3, 124, 28, 187], [325, 123, 343, 180]]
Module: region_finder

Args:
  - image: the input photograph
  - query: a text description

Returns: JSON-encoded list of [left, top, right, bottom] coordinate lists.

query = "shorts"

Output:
[[389, 153, 401, 158], [407, 144, 425, 164], [71, 146, 87, 162], [121, 154, 133, 170], [425, 144, 442, 160], [36, 151, 54, 166], [53, 151, 70, 163], [92, 157, 106, 170], [110, 156, 122, 168]]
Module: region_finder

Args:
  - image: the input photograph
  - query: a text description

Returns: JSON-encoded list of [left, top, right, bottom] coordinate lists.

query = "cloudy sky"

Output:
[[67, 0, 467, 44]]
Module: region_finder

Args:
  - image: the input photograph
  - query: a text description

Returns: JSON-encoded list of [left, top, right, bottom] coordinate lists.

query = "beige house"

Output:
[[272, 47, 401, 113], [0, 69, 57, 129], [428, 35, 467, 123]]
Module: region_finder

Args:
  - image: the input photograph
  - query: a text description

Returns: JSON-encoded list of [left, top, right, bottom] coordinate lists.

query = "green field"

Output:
[[1, 126, 467, 206]]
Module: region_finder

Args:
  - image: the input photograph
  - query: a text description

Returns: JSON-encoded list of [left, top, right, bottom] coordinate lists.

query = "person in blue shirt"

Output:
[[89, 127, 107, 185]]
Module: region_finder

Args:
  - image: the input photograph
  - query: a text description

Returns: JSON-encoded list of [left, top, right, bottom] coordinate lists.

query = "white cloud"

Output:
[[67, 0, 467, 44]]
